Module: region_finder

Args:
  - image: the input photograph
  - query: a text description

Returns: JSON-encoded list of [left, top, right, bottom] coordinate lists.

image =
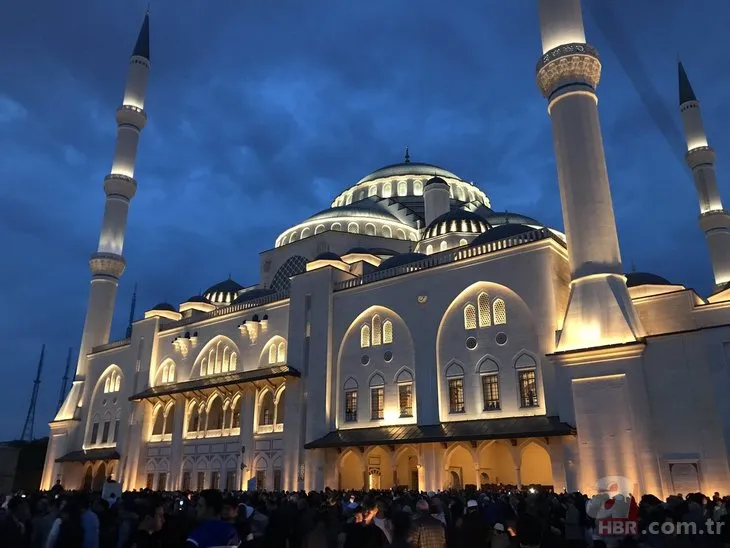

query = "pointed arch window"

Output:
[[372, 315, 382, 346], [208, 398, 224, 431], [397, 181, 407, 196], [259, 392, 275, 428], [152, 407, 165, 436], [493, 298, 507, 325], [360, 324, 371, 348], [413, 181, 423, 195], [277, 342, 286, 363], [478, 292, 491, 327], [344, 378, 358, 423], [164, 404, 175, 435], [275, 389, 286, 430], [188, 406, 199, 433], [382, 182, 392, 198], [269, 344, 277, 365], [369, 374, 385, 420], [229, 353, 237, 371], [382, 320, 393, 344], [104, 378, 110, 393], [464, 304, 477, 330]]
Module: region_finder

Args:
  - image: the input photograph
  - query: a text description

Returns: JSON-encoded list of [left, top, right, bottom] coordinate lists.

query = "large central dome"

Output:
[[355, 161, 464, 186]]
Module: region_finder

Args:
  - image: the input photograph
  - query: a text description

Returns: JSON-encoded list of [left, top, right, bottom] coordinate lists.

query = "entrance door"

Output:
[[369, 471, 381, 490], [411, 470, 419, 491]]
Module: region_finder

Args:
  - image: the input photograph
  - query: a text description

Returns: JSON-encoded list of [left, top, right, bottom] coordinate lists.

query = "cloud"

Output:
[[0, 0, 728, 439]]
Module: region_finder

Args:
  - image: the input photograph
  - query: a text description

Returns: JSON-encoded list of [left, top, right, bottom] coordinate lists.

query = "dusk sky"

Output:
[[2, 0, 729, 440]]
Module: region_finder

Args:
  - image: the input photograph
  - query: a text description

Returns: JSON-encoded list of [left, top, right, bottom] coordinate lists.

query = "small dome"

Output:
[[344, 247, 372, 255], [377, 252, 427, 271], [232, 287, 276, 305], [424, 176, 449, 188], [470, 223, 535, 247], [313, 252, 342, 261], [626, 272, 672, 288], [151, 302, 176, 312], [183, 295, 209, 304], [486, 211, 541, 226], [424, 210, 489, 239], [204, 278, 244, 305]]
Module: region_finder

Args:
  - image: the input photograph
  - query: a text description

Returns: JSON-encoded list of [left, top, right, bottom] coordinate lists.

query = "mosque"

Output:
[[42, 0, 730, 497]]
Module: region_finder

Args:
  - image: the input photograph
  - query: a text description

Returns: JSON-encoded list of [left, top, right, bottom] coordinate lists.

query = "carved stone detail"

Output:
[[89, 252, 126, 278], [536, 43, 602, 98]]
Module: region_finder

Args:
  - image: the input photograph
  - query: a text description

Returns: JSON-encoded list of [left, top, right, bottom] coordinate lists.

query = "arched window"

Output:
[[396, 229, 406, 240], [372, 315, 382, 346], [445, 363, 465, 414], [164, 404, 175, 435], [440, 241, 448, 251], [222, 347, 230, 372], [152, 407, 164, 436], [369, 374, 385, 420], [345, 194, 353, 205], [459, 238, 468, 246], [301, 227, 311, 238], [426, 244, 433, 255], [229, 353, 237, 371], [413, 181, 423, 195], [382, 226, 392, 238], [259, 392, 275, 426], [478, 292, 491, 327], [314, 224, 325, 234], [344, 377, 358, 422], [231, 402, 241, 429], [382, 183, 392, 197], [289, 232, 298, 243], [168, 363, 175, 382], [208, 398, 224, 431], [365, 223, 376, 236], [347, 222, 359, 234], [360, 324, 371, 348], [331, 222, 341, 231], [277, 342, 286, 363], [269, 345, 277, 365], [463, 304, 477, 330], [188, 407, 199, 433], [275, 389, 286, 426], [90, 416, 100, 445], [368, 185, 377, 197], [493, 298, 507, 325], [397, 181, 407, 196], [104, 378, 110, 393], [201, 359, 207, 377], [382, 320, 393, 344]]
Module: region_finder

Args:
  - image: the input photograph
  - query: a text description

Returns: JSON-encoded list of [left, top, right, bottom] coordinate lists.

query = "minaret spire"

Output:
[[71, 10, 151, 390], [678, 61, 730, 290], [535, 0, 643, 351], [126, 282, 138, 338], [678, 61, 696, 105]]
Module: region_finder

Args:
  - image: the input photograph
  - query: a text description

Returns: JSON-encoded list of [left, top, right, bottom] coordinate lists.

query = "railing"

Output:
[[334, 228, 562, 291], [159, 291, 290, 331], [91, 338, 131, 353]]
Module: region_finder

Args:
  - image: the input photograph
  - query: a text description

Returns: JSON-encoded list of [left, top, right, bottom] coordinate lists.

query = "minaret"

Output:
[[678, 62, 730, 290], [535, 0, 643, 351], [75, 12, 150, 379]]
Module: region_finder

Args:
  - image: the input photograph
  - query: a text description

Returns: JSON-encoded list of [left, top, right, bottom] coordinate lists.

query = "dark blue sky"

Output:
[[1, 0, 728, 440]]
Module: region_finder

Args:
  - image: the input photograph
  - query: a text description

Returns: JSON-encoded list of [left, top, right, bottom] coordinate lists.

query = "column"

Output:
[[238, 391, 255, 489], [168, 395, 186, 489]]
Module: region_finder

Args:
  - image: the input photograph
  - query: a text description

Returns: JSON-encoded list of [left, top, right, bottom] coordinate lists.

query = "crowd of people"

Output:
[[0, 480, 728, 548]]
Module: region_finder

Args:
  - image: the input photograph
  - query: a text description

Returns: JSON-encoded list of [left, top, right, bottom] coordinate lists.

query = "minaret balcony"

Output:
[[116, 104, 147, 129], [536, 42, 601, 98], [89, 252, 126, 279], [686, 146, 715, 168], [104, 174, 137, 200], [699, 210, 730, 231]]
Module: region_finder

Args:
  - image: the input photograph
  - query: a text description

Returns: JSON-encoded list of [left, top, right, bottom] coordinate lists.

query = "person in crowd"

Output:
[[128, 499, 165, 548], [0, 495, 31, 547], [411, 498, 446, 548], [186, 489, 241, 548]]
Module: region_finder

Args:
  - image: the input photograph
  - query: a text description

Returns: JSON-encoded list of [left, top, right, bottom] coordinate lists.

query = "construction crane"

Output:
[[20, 344, 45, 441], [57, 347, 72, 412]]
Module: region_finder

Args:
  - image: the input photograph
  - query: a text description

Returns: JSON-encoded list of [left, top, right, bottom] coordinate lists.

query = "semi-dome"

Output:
[[182, 295, 209, 304], [313, 251, 342, 261], [305, 203, 400, 224], [625, 272, 672, 288], [150, 302, 176, 312], [377, 252, 427, 271], [424, 210, 489, 239], [204, 278, 244, 305], [486, 211, 541, 226], [232, 287, 276, 305], [470, 223, 535, 247]]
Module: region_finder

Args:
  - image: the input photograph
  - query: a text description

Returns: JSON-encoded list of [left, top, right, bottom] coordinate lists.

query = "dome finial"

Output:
[[404, 146, 410, 163]]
